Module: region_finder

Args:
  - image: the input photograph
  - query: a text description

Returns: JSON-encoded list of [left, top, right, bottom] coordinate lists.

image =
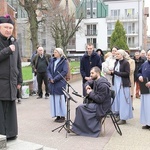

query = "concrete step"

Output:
[[7, 140, 43, 150], [7, 139, 57, 150], [0, 134, 57, 150], [0, 134, 7, 149]]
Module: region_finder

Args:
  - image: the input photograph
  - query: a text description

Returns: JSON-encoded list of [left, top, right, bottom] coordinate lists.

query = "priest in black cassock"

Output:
[[0, 15, 22, 140], [72, 67, 111, 137]]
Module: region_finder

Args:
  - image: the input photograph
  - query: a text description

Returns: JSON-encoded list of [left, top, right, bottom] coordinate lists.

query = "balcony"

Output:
[[128, 43, 138, 48], [107, 29, 138, 36], [106, 15, 138, 22], [126, 31, 138, 36], [85, 30, 97, 36]]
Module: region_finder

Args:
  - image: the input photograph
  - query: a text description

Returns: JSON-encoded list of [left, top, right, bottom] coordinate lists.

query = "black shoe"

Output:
[[142, 125, 150, 129], [32, 91, 37, 96], [18, 99, 21, 104], [7, 136, 17, 141], [54, 116, 61, 122], [116, 117, 120, 122], [37, 96, 42, 99], [117, 120, 126, 125], [56, 117, 65, 123], [45, 96, 49, 99]]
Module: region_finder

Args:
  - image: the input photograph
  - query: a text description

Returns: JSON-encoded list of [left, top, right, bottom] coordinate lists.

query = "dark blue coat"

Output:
[[138, 61, 150, 81], [80, 51, 102, 83], [47, 57, 68, 95]]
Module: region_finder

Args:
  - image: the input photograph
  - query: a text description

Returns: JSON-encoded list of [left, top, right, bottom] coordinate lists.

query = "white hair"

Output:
[[55, 48, 65, 57]]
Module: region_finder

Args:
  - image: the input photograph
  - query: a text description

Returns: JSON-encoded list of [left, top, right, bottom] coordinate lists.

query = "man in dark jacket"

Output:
[[71, 67, 111, 137], [133, 51, 145, 98], [0, 15, 22, 140], [32, 46, 51, 99], [80, 43, 102, 96]]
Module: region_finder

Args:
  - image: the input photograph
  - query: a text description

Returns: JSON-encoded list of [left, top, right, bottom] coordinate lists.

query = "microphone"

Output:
[[9, 36, 16, 55], [10, 36, 15, 44], [72, 91, 84, 98]]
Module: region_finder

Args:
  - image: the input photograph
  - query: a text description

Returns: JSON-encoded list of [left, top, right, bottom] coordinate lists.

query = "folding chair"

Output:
[[101, 90, 122, 136]]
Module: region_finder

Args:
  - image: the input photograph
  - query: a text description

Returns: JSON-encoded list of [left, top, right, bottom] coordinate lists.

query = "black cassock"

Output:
[[0, 101, 18, 138], [72, 77, 111, 137], [0, 34, 22, 138]]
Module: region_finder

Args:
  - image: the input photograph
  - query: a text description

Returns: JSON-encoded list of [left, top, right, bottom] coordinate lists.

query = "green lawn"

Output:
[[70, 61, 80, 68], [69, 61, 80, 73], [22, 65, 32, 81], [22, 61, 80, 81]]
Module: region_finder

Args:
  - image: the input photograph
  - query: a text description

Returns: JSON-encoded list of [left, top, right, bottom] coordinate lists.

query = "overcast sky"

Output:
[[145, 0, 150, 35]]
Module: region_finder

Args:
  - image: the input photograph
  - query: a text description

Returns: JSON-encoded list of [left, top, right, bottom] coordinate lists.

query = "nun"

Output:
[[111, 49, 133, 125], [47, 48, 68, 123], [138, 50, 150, 130]]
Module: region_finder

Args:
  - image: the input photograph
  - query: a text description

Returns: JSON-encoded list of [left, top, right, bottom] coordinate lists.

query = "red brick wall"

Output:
[[0, 0, 7, 15]]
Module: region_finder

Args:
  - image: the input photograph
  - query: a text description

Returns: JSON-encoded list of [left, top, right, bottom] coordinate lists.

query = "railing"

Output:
[[107, 29, 138, 36], [85, 30, 97, 36], [106, 15, 138, 21]]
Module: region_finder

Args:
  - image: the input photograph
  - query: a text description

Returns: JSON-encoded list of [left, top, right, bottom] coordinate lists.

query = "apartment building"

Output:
[[75, 0, 108, 52], [76, 0, 149, 53]]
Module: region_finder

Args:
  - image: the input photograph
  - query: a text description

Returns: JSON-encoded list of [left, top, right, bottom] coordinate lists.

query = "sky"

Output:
[[145, 0, 150, 35]]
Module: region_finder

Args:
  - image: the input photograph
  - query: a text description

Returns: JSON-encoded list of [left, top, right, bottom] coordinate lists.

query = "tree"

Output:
[[18, 0, 45, 52], [18, 0, 83, 54], [46, 5, 84, 54], [110, 20, 129, 50]]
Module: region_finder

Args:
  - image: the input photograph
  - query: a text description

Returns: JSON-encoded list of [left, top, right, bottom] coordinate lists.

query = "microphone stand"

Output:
[[52, 71, 79, 138]]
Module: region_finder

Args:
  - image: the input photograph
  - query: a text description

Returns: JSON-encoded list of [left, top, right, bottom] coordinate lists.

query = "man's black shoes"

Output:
[[37, 96, 42, 99], [7, 136, 17, 141]]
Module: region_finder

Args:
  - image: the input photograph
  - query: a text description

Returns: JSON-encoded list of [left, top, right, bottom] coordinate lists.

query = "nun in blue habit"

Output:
[[111, 50, 133, 125], [47, 48, 68, 123], [138, 49, 150, 129]]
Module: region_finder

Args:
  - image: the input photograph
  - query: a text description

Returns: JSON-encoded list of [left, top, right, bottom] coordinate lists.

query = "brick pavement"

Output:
[[16, 80, 115, 150]]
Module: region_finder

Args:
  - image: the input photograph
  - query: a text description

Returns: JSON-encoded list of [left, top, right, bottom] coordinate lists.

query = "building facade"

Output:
[[76, 0, 149, 53], [75, 0, 108, 52], [4, 0, 149, 58]]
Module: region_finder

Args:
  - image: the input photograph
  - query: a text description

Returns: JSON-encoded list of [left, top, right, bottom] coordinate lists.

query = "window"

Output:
[[92, 0, 97, 18], [111, 10, 120, 17], [86, 0, 91, 18], [87, 24, 97, 36], [107, 23, 115, 35], [125, 9, 135, 17], [127, 37, 135, 47], [86, 0, 97, 18], [87, 38, 97, 48], [124, 23, 136, 34]]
